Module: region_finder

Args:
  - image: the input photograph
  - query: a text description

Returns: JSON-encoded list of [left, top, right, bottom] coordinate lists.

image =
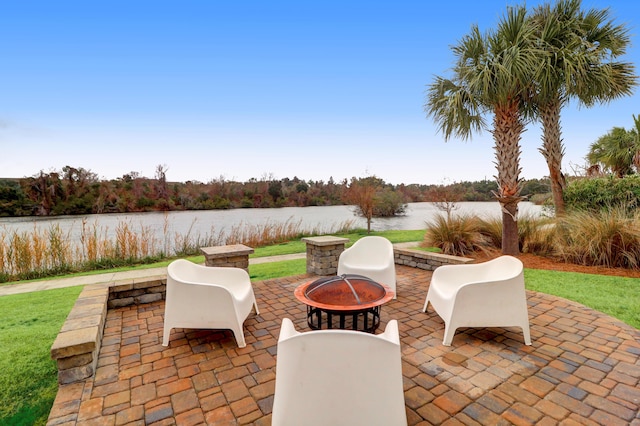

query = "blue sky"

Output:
[[1, 1, 638, 185]]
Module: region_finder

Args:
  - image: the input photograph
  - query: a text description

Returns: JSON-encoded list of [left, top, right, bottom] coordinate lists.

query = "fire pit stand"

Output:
[[305, 304, 383, 333], [294, 274, 394, 333]]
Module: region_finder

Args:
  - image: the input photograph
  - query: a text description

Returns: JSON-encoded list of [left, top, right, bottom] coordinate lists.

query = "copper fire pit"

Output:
[[294, 274, 394, 333]]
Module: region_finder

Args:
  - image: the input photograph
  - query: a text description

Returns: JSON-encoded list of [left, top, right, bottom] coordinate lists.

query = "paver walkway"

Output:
[[46, 265, 640, 425]]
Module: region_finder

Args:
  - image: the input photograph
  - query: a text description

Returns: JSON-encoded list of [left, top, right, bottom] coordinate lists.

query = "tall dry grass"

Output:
[[476, 216, 502, 248], [173, 219, 226, 257], [477, 213, 556, 255], [30, 226, 47, 272], [555, 207, 640, 268], [422, 214, 490, 256], [9, 231, 32, 277], [426, 208, 640, 269], [0, 225, 75, 279], [517, 215, 556, 255], [0, 216, 356, 282], [47, 224, 73, 272]]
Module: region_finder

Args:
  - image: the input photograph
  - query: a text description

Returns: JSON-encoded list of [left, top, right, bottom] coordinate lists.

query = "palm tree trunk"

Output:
[[501, 202, 519, 255], [493, 103, 524, 256], [539, 100, 566, 216]]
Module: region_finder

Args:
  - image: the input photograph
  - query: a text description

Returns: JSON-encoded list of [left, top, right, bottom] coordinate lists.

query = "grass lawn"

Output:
[[525, 269, 640, 330], [0, 286, 83, 426], [1, 228, 639, 425]]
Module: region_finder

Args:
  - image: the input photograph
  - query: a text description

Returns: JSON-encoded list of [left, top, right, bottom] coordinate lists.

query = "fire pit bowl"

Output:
[[294, 274, 394, 333]]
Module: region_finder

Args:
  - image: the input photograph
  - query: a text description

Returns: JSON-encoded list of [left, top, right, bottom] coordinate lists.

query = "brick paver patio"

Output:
[[47, 265, 640, 425]]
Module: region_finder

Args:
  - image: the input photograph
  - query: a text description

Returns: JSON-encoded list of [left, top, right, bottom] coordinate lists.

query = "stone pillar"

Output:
[[201, 244, 254, 272], [302, 236, 350, 276]]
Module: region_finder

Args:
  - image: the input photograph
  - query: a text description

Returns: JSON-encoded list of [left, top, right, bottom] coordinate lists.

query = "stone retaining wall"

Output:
[[394, 247, 474, 270], [49, 285, 110, 385], [108, 276, 166, 309], [50, 276, 166, 385]]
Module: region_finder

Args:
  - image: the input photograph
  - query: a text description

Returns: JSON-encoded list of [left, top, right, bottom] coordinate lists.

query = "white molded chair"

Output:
[[272, 318, 407, 426], [423, 255, 532, 346], [162, 259, 259, 348], [337, 236, 397, 298]]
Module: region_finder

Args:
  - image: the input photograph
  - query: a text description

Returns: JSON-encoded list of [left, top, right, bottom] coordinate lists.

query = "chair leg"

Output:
[[231, 326, 247, 348], [162, 326, 172, 347], [442, 324, 456, 346], [422, 297, 430, 313], [522, 324, 532, 345]]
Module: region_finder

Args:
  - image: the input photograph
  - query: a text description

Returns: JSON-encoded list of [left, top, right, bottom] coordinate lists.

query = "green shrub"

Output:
[[564, 175, 640, 214], [372, 189, 407, 217]]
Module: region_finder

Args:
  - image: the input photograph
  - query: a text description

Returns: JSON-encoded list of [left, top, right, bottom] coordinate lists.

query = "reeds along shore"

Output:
[[6, 207, 638, 282], [0, 216, 355, 282]]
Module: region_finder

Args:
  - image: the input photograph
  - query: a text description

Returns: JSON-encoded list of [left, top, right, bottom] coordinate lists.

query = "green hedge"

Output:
[[564, 176, 640, 214]]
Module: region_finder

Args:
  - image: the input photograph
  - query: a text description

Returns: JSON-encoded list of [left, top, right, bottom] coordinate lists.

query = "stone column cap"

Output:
[[302, 236, 349, 246], [201, 244, 254, 258]]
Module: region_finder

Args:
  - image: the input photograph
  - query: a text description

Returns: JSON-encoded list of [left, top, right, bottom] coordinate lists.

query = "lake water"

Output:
[[0, 202, 544, 245]]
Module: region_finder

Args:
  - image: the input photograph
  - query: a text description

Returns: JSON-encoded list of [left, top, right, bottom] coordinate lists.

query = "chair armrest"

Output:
[[278, 318, 300, 342], [380, 320, 400, 345]]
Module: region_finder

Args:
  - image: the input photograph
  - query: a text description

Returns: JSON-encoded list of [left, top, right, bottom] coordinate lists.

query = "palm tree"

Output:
[[531, 0, 637, 216], [587, 125, 639, 177], [425, 6, 540, 255]]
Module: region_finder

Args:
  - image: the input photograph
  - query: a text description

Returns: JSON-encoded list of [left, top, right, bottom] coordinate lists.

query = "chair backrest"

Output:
[[167, 258, 206, 283], [165, 259, 237, 321], [472, 255, 523, 283], [167, 258, 250, 286], [272, 318, 407, 426], [343, 236, 394, 263], [437, 255, 522, 284]]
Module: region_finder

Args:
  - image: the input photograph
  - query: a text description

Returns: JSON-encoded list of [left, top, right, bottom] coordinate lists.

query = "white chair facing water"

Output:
[[337, 236, 397, 298], [162, 259, 259, 348]]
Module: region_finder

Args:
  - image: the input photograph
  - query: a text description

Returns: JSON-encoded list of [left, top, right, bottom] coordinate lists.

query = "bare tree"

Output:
[[155, 164, 169, 204], [344, 176, 381, 234], [431, 179, 463, 219]]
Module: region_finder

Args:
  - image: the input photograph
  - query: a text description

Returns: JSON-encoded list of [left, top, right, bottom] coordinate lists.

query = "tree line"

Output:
[[0, 165, 551, 217]]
